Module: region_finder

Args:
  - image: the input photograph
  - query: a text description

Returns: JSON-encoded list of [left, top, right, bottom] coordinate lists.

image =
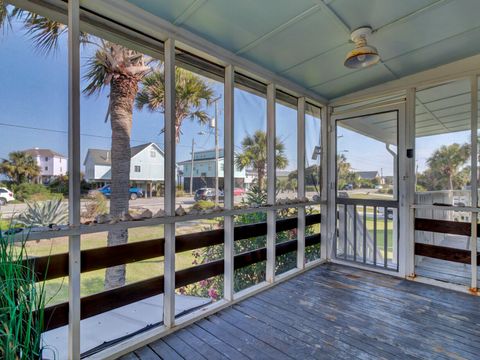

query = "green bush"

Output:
[[191, 200, 215, 211], [11, 183, 61, 202]]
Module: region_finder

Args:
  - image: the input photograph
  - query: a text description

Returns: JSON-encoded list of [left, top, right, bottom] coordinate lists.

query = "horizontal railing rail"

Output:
[[336, 197, 398, 207], [34, 214, 321, 331], [414, 217, 478, 264], [28, 214, 321, 281]]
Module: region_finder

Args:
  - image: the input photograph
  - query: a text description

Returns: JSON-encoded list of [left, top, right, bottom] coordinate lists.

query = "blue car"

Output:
[[94, 185, 144, 200]]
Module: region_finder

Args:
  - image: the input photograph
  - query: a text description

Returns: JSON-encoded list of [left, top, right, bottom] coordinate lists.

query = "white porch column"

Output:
[[266, 83, 276, 282], [68, 0, 81, 358], [224, 65, 235, 300], [297, 97, 306, 268], [164, 38, 176, 328]]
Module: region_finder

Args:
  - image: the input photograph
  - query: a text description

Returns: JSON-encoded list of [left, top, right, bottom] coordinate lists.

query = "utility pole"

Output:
[[190, 138, 195, 195]]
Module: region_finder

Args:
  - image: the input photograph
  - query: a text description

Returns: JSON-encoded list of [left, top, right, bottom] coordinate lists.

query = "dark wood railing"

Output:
[[414, 217, 478, 264], [31, 214, 321, 331]]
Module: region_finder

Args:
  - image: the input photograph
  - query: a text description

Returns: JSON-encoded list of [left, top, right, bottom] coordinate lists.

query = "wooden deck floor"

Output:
[[122, 264, 480, 360]]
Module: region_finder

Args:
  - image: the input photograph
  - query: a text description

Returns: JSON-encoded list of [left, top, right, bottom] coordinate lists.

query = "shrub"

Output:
[[15, 199, 68, 227], [191, 200, 215, 211], [82, 192, 108, 221], [11, 183, 61, 202]]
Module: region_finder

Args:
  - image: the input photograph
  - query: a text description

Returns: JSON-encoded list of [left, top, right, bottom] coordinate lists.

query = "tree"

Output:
[[0, 151, 40, 184], [235, 130, 288, 189], [337, 154, 355, 190], [425, 143, 470, 190], [135, 67, 214, 143]]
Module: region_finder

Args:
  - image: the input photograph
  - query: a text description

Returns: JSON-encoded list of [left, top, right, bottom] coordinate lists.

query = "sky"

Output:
[[0, 12, 471, 181]]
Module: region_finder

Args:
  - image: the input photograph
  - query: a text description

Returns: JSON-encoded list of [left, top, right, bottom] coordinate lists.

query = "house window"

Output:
[[45, 166, 48, 171], [45, 157, 49, 161], [150, 150, 156, 158], [134, 165, 141, 172]]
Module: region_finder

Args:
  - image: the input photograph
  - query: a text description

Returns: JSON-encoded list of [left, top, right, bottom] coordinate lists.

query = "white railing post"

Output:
[[224, 65, 235, 300], [164, 38, 176, 328], [470, 75, 478, 290], [297, 97, 306, 268], [325, 106, 336, 260], [266, 83, 276, 282], [68, 0, 81, 358]]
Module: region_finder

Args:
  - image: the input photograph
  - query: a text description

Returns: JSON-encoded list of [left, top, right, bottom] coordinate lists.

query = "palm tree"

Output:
[[425, 143, 470, 190], [235, 130, 288, 189], [0, 151, 40, 184], [136, 67, 214, 143]]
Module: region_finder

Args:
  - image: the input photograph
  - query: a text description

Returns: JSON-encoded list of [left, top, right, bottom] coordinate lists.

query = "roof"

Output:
[[276, 170, 291, 178], [122, 0, 480, 100], [24, 148, 66, 158], [178, 148, 225, 165], [84, 143, 163, 165], [355, 171, 380, 180]]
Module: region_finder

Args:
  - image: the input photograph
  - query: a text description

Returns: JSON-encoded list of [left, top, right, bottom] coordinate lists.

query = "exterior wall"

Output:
[[52, 156, 67, 176], [182, 158, 245, 178], [130, 145, 164, 181], [84, 144, 164, 182], [34, 155, 67, 180], [94, 165, 111, 181]]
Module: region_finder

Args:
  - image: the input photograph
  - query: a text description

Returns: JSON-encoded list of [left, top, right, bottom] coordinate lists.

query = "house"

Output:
[[24, 148, 67, 183], [354, 170, 385, 184], [83, 143, 164, 197], [178, 148, 249, 192]]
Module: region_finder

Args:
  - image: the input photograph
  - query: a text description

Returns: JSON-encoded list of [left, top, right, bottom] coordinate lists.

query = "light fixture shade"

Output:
[[344, 26, 380, 69], [344, 44, 380, 69]]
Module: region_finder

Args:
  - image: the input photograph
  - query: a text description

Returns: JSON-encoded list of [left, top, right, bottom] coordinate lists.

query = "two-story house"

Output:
[[24, 148, 68, 183], [83, 143, 165, 197], [178, 148, 249, 192]]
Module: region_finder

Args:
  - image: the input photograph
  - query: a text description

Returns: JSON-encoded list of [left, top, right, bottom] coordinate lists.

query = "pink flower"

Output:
[[199, 280, 208, 288], [208, 288, 218, 300]]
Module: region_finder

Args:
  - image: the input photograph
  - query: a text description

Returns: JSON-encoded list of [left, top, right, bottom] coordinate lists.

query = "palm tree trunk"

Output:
[[105, 75, 138, 290]]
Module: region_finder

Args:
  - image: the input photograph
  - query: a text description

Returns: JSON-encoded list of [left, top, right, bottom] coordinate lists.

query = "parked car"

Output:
[[234, 187, 245, 196], [194, 188, 224, 202], [0, 187, 15, 205], [92, 185, 144, 200]]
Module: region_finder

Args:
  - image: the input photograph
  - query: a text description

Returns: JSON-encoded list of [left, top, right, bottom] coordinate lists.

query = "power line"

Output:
[[0, 121, 206, 150]]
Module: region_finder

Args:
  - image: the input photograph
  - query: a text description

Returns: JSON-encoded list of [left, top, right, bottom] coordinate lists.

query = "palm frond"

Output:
[[21, 12, 67, 55]]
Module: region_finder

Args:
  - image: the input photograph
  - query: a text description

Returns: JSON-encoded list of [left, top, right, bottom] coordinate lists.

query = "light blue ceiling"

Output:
[[126, 0, 480, 100]]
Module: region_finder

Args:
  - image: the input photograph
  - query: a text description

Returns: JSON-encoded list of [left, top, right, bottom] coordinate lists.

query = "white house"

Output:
[[83, 143, 165, 197], [179, 148, 253, 192], [24, 148, 67, 183]]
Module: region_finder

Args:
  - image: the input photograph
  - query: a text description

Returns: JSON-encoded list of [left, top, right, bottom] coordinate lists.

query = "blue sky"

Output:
[[0, 15, 470, 179]]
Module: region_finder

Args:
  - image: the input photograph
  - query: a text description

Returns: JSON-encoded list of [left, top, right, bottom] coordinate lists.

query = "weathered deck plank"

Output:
[[129, 264, 480, 360]]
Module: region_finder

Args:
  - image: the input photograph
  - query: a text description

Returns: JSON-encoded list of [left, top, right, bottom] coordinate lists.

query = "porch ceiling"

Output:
[[125, 0, 480, 100]]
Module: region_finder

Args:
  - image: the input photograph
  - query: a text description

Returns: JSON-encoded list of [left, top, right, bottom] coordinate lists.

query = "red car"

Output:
[[234, 187, 245, 196]]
